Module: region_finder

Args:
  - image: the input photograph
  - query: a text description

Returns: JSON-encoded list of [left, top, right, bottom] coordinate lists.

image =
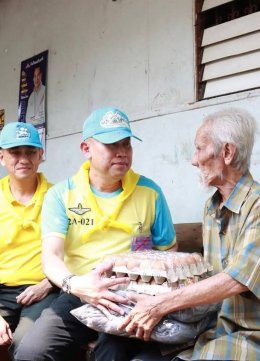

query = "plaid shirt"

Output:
[[177, 171, 260, 361]]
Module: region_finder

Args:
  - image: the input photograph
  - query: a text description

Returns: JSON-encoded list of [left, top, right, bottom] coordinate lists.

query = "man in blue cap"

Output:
[[0, 122, 57, 360], [15, 107, 176, 361]]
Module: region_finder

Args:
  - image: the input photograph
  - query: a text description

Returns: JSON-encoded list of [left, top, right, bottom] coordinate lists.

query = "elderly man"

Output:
[[15, 107, 176, 361], [0, 122, 57, 360], [115, 108, 260, 361]]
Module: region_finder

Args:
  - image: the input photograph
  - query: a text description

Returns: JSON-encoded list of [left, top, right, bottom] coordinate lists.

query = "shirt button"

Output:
[[222, 259, 228, 267]]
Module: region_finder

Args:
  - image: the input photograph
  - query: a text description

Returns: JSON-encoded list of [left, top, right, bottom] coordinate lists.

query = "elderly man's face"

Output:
[[192, 124, 225, 188]]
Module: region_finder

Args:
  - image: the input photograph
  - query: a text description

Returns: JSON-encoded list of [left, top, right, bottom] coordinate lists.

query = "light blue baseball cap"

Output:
[[82, 107, 142, 144], [0, 122, 43, 149]]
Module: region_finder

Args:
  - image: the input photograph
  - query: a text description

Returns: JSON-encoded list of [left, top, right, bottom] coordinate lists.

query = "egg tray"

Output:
[[104, 250, 213, 296], [71, 251, 218, 344]]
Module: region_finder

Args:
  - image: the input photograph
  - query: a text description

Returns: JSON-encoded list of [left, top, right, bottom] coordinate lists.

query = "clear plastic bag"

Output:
[[71, 251, 220, 344], [71, 290, 220, 344]]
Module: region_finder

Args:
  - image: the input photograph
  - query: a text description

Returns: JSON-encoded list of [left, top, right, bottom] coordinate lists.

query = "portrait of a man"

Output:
[[26, 65, 45, 126]]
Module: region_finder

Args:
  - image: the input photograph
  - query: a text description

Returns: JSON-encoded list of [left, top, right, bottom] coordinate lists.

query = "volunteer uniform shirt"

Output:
[[0, 173, 52, 286], [177, 172, 260, 361], [42, 162, 176, 275]]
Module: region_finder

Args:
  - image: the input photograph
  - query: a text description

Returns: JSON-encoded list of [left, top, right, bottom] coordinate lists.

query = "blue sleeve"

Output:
[[41, 179, 70, 238], [138, 176, 176, 249], [152, 186, 176, 249]]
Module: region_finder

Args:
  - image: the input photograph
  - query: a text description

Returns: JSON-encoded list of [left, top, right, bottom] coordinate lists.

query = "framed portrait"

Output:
[[18, 50, 48, 156]]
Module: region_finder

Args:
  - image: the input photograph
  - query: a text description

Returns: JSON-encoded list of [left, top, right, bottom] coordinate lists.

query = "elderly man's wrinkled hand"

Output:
[[71, 262, 130, 318], [118, 292, 165, 341]]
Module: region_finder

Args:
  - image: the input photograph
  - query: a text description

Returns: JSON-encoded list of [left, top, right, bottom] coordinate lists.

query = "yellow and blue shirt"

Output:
[[0, 173, 52, 286], [42, 161, 176, 275], [178, 171, 260, 361]]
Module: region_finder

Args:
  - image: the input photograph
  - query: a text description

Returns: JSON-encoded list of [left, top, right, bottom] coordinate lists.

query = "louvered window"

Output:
[[196, 0, 260, 100]]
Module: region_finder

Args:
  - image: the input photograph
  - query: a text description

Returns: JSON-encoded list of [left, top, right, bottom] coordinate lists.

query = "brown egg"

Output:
[[113, 256, 127, 277], [192, 252, 202, 263], [172, 257, 182, 268], [114, 256, 126, 268], [184, 254, 196, 265], [125, 259, 139, 281], [126, 259, 139, 271]]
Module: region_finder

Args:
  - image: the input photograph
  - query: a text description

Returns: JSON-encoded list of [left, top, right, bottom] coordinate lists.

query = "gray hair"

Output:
[[203, 107, 257, 174]]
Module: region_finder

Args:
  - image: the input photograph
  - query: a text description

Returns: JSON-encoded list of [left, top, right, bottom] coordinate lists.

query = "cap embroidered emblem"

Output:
[[16, 126, 31, 139], [100, 111, 129, 129]]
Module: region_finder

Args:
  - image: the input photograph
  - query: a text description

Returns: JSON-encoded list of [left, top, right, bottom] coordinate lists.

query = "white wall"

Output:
[[0, 0, 259, 223], [131, 95, 260, 223]]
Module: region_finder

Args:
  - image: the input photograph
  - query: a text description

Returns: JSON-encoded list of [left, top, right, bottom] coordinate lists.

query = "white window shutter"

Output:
[[200, 9, 260, 99]]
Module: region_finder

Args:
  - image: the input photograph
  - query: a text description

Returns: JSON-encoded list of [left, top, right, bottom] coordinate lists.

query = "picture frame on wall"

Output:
[[0, 109, 4, 131], [18, 50, 48, 156]]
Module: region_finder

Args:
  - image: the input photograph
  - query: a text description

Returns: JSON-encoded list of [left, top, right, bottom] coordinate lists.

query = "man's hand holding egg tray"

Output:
[[71, 250, 221, 344]]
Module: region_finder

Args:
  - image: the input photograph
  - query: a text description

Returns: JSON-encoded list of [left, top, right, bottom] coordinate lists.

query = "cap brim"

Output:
[[0, 142, 43, 149], [93, 130, 142, 144]]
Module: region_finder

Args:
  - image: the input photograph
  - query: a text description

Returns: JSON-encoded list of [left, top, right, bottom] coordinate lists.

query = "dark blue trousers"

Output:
[[94, 332, 174, 361]]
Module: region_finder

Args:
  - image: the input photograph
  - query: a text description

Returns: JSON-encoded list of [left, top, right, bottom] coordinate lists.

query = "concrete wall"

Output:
[[0, 0, 259, 223]]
